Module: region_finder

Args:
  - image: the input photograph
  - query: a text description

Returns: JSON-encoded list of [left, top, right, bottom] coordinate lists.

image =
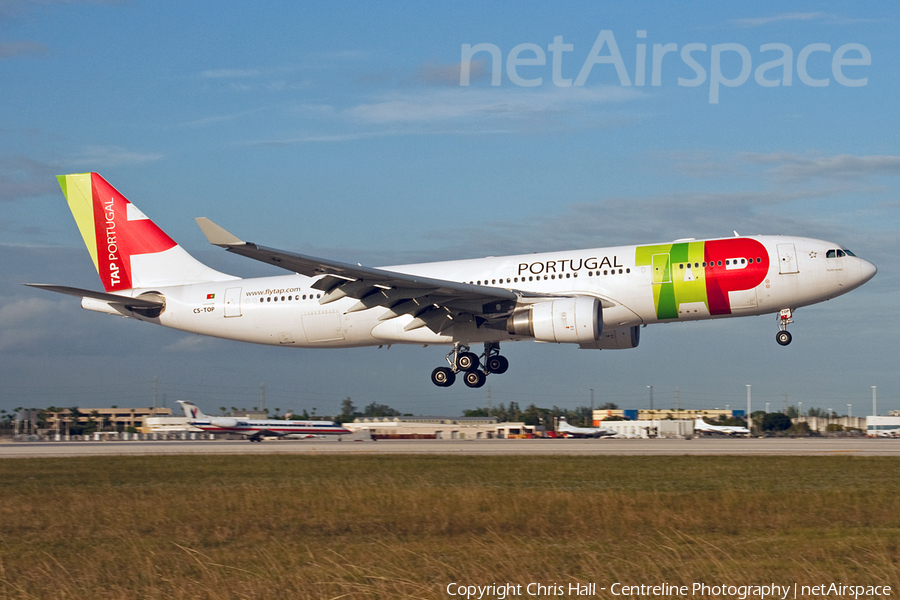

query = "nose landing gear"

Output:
[[776, 308, 793, 346], [430, 342, 509, 387]]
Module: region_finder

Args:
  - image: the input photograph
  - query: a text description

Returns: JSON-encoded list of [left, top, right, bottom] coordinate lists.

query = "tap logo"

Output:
[[58, 173, 177, 291], [635, 238, 770, 319]]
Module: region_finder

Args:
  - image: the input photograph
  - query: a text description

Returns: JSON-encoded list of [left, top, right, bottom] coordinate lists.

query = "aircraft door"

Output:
[[776, 244, 799, 274], [224, 287, 242, 317]]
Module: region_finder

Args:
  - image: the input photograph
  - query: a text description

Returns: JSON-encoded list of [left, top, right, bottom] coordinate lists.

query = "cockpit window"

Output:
[[827, 248, 856, 258]]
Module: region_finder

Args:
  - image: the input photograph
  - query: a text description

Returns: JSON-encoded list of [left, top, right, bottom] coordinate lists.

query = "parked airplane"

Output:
[[556, 417, 616, 438], [693, 416, 750, 436], [29, 173, 877, 387], [178, 401, 350, 442]]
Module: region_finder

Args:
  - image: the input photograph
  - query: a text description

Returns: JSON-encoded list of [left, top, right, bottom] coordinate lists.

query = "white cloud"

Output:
[[0, 296, 63, 352], [343, 86, 642, 125], [732, 12, 830, 27], [429, 187, 850, 259], [0, 155, 58, 201], [669, 151, 900, 185], [162, 335, 213, 353], [731, 12, 878, 28], [68, 145, 163, 167], [741, 152, 900, 183], [0, 40, 48, 58], [199, 68, 262, 79]]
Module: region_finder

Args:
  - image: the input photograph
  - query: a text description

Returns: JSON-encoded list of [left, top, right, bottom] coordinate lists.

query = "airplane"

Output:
[[693, 416, 751, 436], [28, 173, 877, 388], [556, 417, 616, 438], [178, 401, 351, 442]]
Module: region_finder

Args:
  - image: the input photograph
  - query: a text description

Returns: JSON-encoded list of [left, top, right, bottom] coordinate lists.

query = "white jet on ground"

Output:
[[29, 173, 877, 388], [556, 417, 616, 438], [178, 401, 350, 442], [693, 416, 751, 436]]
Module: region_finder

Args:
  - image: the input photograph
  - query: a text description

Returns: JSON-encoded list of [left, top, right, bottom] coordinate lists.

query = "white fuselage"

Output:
[[188, 417, 350, 437], [119, 235, 875, 349]]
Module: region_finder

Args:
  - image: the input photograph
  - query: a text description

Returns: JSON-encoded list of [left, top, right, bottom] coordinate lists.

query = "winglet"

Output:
[[195, 217, 246, 247]]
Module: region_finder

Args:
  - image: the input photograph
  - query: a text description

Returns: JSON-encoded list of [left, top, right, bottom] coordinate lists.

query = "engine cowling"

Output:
[[506, 296, 602, 344], [579, 325, 641, 350]]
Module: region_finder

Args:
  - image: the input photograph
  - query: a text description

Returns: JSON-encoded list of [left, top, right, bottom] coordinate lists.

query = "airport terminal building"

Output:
[[345, 416, 536, 439]]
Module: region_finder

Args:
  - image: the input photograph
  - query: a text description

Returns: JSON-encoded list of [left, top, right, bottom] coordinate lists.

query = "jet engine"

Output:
[[580, 325, 641, 350], [506, 296, 602, 344]]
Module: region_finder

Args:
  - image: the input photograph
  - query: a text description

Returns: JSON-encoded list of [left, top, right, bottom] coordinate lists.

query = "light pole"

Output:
[[647, 386, 653, 416], [746, 384, 751, 433], [872, 386, 877, 417], [798, 401, 802, 420], [590, 388, 594, 426]]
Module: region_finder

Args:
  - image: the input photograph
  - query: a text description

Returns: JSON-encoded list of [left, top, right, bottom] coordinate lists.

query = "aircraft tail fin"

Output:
[[57, 173, 236, 292], [178, 401, 206, 420]]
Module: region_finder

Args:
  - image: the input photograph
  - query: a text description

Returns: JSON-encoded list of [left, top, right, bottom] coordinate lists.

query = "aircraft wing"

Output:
[[196, 217, 524, 333]]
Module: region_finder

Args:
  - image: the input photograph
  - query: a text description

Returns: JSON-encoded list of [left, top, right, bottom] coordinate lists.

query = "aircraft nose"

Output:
[[859, 259, 878, 283], [859, 258, 877, 284]]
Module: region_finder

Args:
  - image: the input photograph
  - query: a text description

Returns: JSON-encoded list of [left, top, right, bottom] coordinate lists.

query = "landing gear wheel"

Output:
[[456, 352, 479, 372], [431, 367, 456, 387], [463, 370, 487, 388], [485, 355, 509, 374], [776, 330, 792, 346]]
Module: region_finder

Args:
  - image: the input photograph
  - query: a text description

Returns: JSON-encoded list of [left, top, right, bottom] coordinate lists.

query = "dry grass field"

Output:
[[0, 455, 898, 599]]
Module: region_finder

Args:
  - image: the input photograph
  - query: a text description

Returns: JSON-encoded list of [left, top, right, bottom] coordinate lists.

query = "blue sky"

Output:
[[1, 1, 897, 417]]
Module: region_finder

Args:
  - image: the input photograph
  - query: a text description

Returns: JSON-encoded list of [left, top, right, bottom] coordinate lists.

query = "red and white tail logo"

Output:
[[89, 175, 177, 291], [58, 173, 237, 291]]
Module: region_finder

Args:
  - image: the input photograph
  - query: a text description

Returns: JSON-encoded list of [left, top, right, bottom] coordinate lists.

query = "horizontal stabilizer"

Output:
[[24, 284, 164, 308]]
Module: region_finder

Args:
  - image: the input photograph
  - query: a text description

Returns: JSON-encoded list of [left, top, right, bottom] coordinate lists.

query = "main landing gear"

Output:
[[776, 308, 793, 346], [431, 342, 509, 388]]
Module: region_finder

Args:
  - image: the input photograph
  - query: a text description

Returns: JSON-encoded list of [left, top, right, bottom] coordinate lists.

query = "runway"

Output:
[[2, 437, 899, 458]]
